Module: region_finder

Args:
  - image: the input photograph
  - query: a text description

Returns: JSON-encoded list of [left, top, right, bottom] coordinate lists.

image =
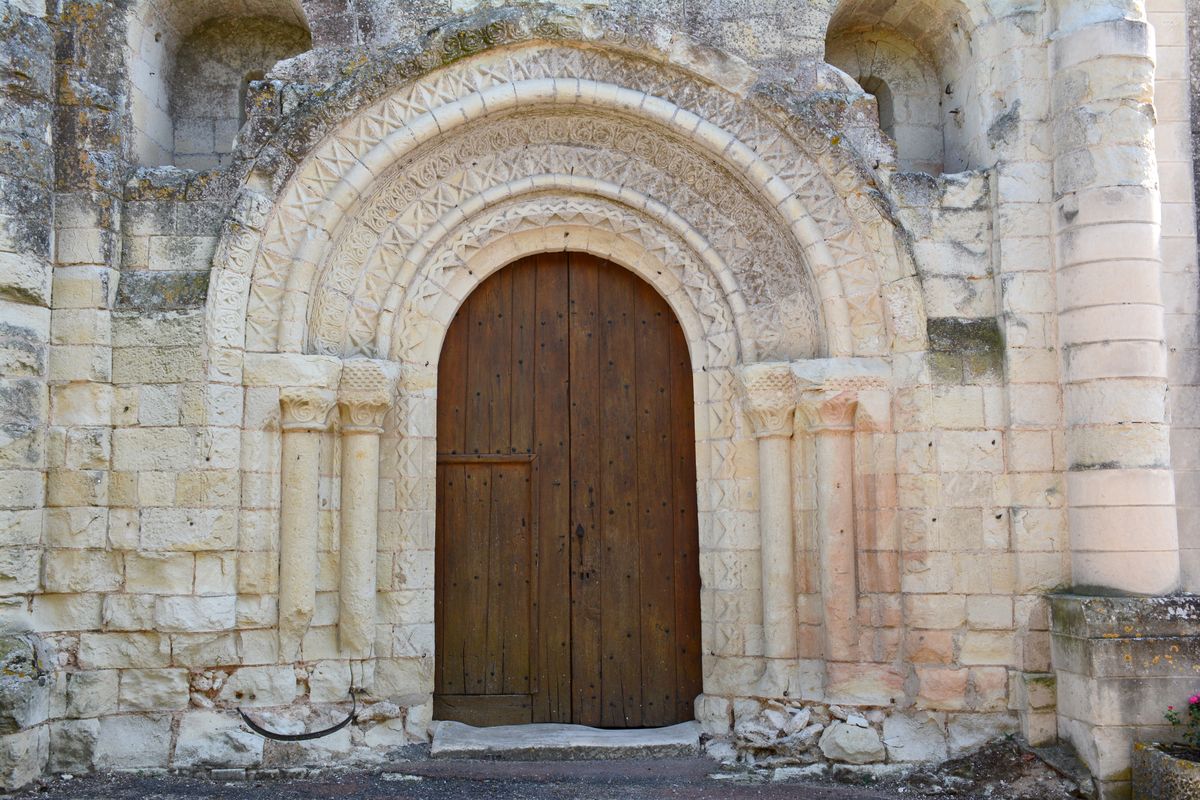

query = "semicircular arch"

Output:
[[206, 13, 926, 387]]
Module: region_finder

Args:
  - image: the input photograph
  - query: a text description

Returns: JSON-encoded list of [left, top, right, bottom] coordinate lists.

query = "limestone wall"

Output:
[[1165, 0, 1200, 590], [0, 0, 1193, 796]]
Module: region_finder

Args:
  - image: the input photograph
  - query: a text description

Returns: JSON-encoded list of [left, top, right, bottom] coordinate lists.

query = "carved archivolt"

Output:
[[208, 37, 925, 380], [378, 194, 740, 367], [295, 114, 815, 363]]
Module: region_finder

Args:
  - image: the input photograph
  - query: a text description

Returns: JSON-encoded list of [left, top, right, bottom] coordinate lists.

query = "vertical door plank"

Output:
[[436, 298, 470, 695], [464, 271, 502, 455], [437, 308, 469, 455], [596, 260, 643, 728], [568, 253, 604, 726], [505, 261, 537, 697], [533, 253, 571, 722], [492, 461, 532, 695], [462, 460, 493, 693], [477, 269, 513, 694], [633, 279, 677, 727], [669, 311, 703, 722], [436, 462, 468, 693], [509, 260, 537, 456]]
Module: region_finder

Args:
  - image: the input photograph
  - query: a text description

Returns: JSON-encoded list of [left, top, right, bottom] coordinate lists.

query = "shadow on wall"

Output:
[[824, 0, 980, 175], [126, 0, 312, 170]]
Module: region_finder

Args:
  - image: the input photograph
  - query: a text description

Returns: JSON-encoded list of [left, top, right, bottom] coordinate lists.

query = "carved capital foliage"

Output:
[[739, 362, 797, 439], [279, 387, 338, 432], [338, 358, 400, 434], [798, 389, 858, 432]]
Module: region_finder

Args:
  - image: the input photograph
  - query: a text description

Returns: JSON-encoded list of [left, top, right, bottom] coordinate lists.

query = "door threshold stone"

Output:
[[430, 720, 702, 760]]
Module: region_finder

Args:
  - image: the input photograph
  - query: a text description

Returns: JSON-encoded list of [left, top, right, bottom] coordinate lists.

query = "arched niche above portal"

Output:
[[824, 0, 985, 174], [125, 0, 311, 169]]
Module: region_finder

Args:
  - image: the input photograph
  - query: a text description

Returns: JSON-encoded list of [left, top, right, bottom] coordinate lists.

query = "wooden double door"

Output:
[[434, 252, 702, 728]]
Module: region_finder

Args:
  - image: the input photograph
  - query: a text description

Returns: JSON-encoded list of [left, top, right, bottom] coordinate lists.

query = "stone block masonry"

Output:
[[0, 1, 1193, 798]]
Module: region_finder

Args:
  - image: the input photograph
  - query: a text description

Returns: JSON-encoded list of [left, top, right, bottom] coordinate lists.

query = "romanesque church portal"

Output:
[[0, 1, 1196, 797]]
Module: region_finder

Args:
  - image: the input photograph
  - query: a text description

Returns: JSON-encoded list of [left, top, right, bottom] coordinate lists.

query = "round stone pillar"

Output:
[[740, 363, 798, 693], [278, 386, 338, 660], [1050, 2, 1180, 594], [336, 359, 400, 658]]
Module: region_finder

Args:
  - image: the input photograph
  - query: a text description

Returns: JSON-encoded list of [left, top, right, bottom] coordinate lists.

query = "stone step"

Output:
[[430, 720, 702, 760]]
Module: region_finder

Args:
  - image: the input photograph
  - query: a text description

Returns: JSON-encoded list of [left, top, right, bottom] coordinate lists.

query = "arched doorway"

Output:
[[434, 252, 703, 728]]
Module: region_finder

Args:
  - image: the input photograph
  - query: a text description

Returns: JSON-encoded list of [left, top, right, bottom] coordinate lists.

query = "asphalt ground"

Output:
[[11, 758, 902, 799]]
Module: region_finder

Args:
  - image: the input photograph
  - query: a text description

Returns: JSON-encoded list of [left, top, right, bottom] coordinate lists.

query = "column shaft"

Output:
[[739, 362, 800, 694], [339, 431, 380, 657], [279, 427, 322, 660], [759, 435, 797, 660], [336, 358, 399, 659], [814, 428, 857, 662], [277, 386, 337, 660]]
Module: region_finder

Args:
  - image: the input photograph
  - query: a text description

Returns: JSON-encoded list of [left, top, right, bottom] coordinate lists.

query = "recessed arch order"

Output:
[[206, 18, 927, 380], [202, 8, 930, 703]]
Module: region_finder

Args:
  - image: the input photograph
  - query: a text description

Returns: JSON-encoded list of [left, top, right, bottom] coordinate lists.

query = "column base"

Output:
[[1051, 594, 1200, 800], [752, 659, 797, 698]]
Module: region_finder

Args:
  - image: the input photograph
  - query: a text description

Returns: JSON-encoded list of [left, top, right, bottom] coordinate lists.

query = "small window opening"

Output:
[[858, 75, 895, 140]]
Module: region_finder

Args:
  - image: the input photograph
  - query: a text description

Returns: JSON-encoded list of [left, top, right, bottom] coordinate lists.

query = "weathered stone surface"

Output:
[[94, 714, 172, 769], [947, 714, 1019, 756], [173, 711, 263, 769], [1132, 743, 1200, 800], [218, 666, 297, 707], [818, 722, 886, 765], [118, 668, 189, 711], [308, 661, 350, 703], [881, 713, 949, 763], [115, 270, 209, 310], [404, 700, 433, 740], [0, 726, 47, 791], [0, 0, 1196, 786], [0, 635, 49, 735], [431, 721, 702, 760], [363, 718, 408, 748], [47, 718, 98, 773], [64, 670, 117, 718]]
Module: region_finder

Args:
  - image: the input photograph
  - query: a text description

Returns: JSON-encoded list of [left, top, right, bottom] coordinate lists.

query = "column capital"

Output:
[[739, 362, 797, 439], [798, 388, 858, 433], [279, 386, 338, 432], [338, 358, 400, 434]]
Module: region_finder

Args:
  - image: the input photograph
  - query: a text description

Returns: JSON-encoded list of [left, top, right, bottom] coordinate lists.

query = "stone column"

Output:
[[740, 363, 798, 693], [337, 359, 400, 658], [1049, 1, 1180, 595], [800, 390, 859, 664], [278, 386, 337, 660]]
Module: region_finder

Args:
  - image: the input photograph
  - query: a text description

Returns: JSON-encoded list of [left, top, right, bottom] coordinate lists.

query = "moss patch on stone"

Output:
[[116, 271, 210, 311], [927, 317, 1004, 385]]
